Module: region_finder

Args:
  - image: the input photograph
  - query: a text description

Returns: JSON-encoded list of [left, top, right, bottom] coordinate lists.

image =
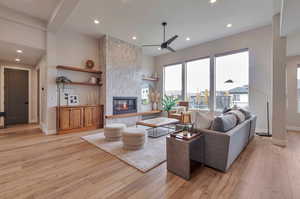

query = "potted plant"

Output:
[[161, 95, 178, 117]]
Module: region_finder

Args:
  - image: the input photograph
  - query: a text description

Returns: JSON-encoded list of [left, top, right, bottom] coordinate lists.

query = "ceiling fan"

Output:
[[142, 22, 178, 52]]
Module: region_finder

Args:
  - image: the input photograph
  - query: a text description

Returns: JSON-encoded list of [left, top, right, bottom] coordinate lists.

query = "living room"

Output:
[[0, 0, 299, 198]]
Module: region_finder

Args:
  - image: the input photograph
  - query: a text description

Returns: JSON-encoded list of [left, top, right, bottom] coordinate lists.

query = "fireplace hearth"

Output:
[[113, 97, 137, 115]]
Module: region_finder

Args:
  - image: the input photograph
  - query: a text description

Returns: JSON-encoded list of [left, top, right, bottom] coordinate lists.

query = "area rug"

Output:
[[81, 129, 167, 173]]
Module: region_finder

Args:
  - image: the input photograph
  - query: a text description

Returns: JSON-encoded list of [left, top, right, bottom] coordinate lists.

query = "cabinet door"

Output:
[[84, 107, 94, 128], [59, 108, 71, 130], [84, 107, 100, 128], [70, 108, 83, 129]]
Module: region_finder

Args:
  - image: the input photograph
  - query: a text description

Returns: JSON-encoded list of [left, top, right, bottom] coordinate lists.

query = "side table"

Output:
[[166, 133, 204, 180]]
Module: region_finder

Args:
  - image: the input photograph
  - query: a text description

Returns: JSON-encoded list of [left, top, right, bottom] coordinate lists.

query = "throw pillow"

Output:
[[211, 114, 238, 132], [175, 106, 187, 114], [238, 108, 251, 119], [226, 110, 246, 123], [191, 111, 212, 129]]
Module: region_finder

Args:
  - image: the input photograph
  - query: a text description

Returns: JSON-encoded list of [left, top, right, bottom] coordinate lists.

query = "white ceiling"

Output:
[[65, 0, 274, 56], [0, 0, 61, 22], [0, 41, 44, 66]]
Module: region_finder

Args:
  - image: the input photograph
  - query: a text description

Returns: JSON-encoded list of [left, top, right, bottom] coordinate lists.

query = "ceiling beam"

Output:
[[47, 0, 80, 32]]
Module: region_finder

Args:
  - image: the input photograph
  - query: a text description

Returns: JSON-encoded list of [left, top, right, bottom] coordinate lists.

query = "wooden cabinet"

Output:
[[57, 105, 104, 134]]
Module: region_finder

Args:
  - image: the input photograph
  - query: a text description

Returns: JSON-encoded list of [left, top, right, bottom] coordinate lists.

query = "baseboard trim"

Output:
[[40, 123, 57, 135], [286, 126, 300, 132], [272, 138, 288, 147], [46, 129, 57, 135], [255, 128, 268, 133]]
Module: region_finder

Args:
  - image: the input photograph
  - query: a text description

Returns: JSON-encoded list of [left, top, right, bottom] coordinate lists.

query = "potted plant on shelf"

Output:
[[161, 95, 178, 117]]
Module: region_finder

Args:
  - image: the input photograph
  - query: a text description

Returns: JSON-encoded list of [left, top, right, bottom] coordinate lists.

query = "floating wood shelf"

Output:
[[57, 65, 102, 74], [142, 77, 159, 81], [105, 110, 162, 119], [62, 82, 102, 87]]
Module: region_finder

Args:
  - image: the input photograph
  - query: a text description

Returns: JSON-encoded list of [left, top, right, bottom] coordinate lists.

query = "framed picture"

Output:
[[69, 95, 80, 105]]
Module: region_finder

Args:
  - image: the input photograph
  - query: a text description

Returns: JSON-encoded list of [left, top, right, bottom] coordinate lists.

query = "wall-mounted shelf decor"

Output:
[[57, 65, 102, 74], [63, 82, 103, 87], [142, 77, 159, 81]]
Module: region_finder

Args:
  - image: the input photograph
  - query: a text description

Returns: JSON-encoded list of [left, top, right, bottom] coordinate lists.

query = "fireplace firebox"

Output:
[[113, 97, 137, 115]]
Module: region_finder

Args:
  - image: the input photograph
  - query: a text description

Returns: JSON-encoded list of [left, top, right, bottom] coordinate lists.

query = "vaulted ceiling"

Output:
[[65, 0, 274, 56]]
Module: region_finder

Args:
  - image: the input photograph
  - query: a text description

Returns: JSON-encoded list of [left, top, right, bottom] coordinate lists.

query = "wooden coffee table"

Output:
[[136, 117, 179, 138]]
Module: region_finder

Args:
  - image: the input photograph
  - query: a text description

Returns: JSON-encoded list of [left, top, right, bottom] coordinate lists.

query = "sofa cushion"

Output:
[[226, 110, 245, 123], [238, 108, 251, 119], [212, 114, 237, 132], [191, 111, 212, 129]]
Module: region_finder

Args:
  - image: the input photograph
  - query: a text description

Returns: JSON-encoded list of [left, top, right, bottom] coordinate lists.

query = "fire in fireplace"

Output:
[[113, 97, 137, 115]]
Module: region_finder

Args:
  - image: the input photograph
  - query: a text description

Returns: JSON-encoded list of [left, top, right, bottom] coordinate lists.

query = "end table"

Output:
[[166, 133, 204, 180]]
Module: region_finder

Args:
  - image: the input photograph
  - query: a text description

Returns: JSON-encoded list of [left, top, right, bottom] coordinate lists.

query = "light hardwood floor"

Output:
[[0, 126, 299, 199]]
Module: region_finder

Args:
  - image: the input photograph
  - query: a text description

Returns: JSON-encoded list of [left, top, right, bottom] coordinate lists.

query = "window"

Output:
[[216, 50, 249, 110], [164, 64, 183, 99], [162, 49, 250, 112], [297, 67, 300, 112], [186, 58, 210, 110]]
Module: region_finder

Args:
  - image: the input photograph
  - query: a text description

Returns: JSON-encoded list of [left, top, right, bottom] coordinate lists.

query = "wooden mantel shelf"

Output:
[[57, 65, 102, 74], [105, 110, 162, 119]]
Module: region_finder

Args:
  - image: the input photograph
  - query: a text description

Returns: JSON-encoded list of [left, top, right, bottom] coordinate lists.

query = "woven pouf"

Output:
[[122, 128, 147, 150], [104, 123, 126, 141]]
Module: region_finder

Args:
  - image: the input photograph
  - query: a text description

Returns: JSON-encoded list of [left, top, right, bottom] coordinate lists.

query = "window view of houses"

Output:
[[164, 51, 249, 111]]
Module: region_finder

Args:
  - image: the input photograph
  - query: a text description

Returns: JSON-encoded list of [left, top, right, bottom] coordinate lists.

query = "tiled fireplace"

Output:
[[113, 97, 137, 115]]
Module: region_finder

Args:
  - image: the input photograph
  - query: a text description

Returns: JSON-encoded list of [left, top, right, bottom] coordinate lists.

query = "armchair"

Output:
[[168, 101, 191, 124]]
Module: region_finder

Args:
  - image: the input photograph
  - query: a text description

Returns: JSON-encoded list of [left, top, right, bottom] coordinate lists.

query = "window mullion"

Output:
[[182, 63, 186, 101], [209, 56, 215, 112]]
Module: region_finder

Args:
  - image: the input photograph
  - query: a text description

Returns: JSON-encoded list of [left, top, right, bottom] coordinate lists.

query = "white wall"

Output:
[[0, 18, 45, 51], [44, 29, 101, 133], [287, 33, 300, 57], [155, 25, 273, 132], [286, 56, 300, 131], [0, 61, 38, 127], [36, 56, 48, 131]]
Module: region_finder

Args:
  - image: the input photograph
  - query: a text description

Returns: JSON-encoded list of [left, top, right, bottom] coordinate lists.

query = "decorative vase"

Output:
[[153, 102, 157, 111]]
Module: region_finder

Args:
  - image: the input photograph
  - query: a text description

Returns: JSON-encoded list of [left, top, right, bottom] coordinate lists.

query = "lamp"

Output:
[[224, 79, 234, 84], [224, 79, 271, 137]]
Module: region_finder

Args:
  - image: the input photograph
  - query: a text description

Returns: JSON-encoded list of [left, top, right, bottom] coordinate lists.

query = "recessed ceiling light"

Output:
[[186, 37, 191, 41], [226, 23, 233, 28], [210, 0, 217, 4], [16, 50, 23, 53], [15, 58, 21, 62], [132, 36, 137, 40], [94, 19, 100, 24], [158, 47, 161, 50]]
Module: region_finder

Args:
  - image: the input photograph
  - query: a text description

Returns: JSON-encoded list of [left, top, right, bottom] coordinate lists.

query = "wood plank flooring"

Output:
[[0, 126, 299, 199]]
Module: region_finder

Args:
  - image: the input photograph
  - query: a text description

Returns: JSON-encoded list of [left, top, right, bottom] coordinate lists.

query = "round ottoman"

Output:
[[122, 128, 147, 150], [104, 123, 126, 141]]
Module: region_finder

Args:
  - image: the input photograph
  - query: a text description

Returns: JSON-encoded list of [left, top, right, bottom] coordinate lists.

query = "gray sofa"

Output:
[[195, 115, 257, 172]]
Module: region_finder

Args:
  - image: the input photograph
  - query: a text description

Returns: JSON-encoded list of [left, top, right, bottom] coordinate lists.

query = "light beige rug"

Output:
[[81, 130, 166, 173]]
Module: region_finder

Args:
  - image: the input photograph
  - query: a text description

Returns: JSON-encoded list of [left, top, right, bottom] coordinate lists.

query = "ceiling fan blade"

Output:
[[166, 35, 178, 45], [142, 45, 161, 47], [167, 46, 176, 52]]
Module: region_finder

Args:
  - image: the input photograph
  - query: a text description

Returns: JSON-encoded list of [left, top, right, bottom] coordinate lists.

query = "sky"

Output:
[[164, 51, 249, 93]]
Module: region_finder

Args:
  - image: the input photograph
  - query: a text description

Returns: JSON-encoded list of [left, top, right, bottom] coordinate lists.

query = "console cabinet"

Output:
[[57, 105, 104, 134]]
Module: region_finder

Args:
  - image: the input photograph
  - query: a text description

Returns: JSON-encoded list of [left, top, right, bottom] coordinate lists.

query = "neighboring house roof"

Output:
[[229, 86, 248, 94]]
